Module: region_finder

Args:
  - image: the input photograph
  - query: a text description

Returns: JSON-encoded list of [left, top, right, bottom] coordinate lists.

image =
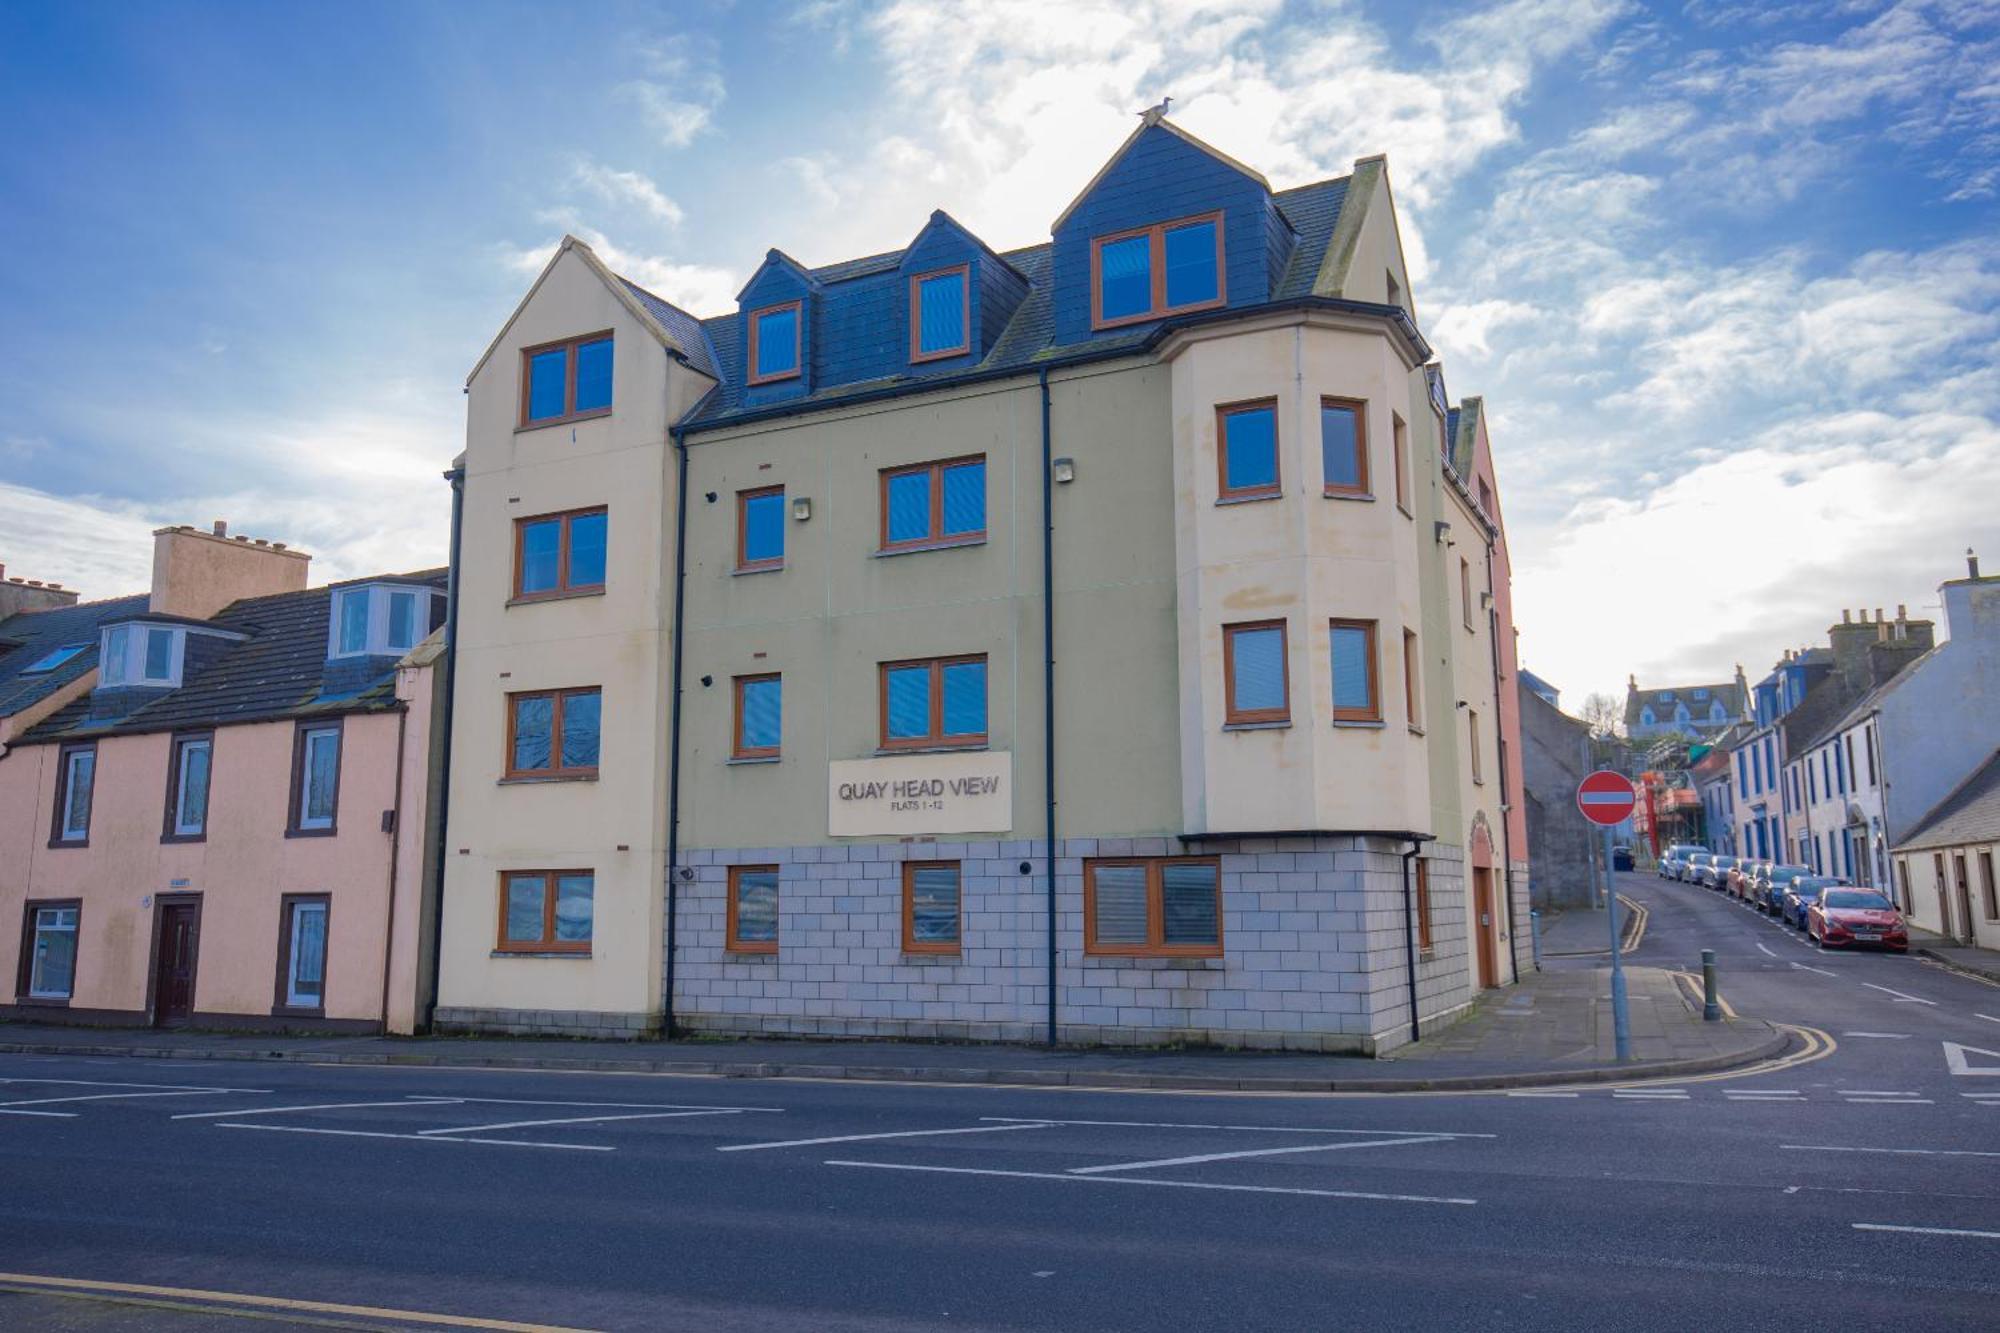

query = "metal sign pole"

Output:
[[1604, 822, 1631, 1061]]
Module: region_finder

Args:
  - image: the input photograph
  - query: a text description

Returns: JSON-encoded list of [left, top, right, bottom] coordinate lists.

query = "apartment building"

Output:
[[1729, 651, 1829, 863], [0, 524, 446, 1033], [433, 114, 1528, 1053]]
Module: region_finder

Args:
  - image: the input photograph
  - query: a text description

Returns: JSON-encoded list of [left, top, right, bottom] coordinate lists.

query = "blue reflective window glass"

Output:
[[555, 874, 594, 942], [941, 461, 984, 537], [885, 665, 931, 740], [941, 661, 985, 738], [1164, 219, 1218, 309], [573, 338, 612, 413], [1331, 625, 1373, 712], [504, 875, 546, 943], [568, 511, 607, 588], [733, 870, 778, 944], [527, 348, 567, 421], [143, 628, 174, 681], [176, 739, 211, 836], [1098, 233, 1151, 321], [519, 520, 561, 594], [1228, 626, 1286, 716], [560, 690, 600, 769], [916, 270, 967, 355], [739, 677, 781, 753], [742, 490, 785, 566], [754, 306, 799, 378], [338, 590, 369, 655], [23, 645, 85, 675], [511, 695, 553, 772], [1222, 406, 1278, 495], [1321, 403, 1363, 492], [886, 470, 932, 544], [387, 592, 417, 650]]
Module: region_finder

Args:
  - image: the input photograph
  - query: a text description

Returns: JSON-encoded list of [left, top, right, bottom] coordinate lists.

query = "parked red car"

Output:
[[1808, 889, 1909, 951]]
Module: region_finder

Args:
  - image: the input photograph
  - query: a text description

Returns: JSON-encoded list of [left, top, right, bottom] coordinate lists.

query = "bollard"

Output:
[[1701, 948, 1721, 1022], [1529, 908, 1544, 972]]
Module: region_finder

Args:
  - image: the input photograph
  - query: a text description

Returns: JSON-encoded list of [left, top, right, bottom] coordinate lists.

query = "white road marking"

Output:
[[1843, 1032, 1912, 1039], [1853, 1223, 2000, 1240], [215, 1123, 611, 1151], [1782, 1144, 2000, 1158], [1506, 1091, 1579, 1098], [1790, 962, 1837, 977], [0, 1090, 260, 1109], [1756, 942, 1778, 957], [1842, 1099, 1934, 1105], [417, 1096, 783, 1111], [1942, 1042, 2000, 1076], [1862, 983, 1936, 1005], [719, 1123, 1050, 1153], [0, 1109, 77, 1118], [978, 1117, 1495, 1138], [174, 1098, 463, 1121], [0, 1078, 262, 1091], [1838, 1090, 1922, 1096], [1977, 1014, 2000, 1025], [1725, 1091, 1803, 1098], [419, 1109, 745, 1136], [825, 1159, 1478, 1205], [1066, 1134, 1457, 1176]]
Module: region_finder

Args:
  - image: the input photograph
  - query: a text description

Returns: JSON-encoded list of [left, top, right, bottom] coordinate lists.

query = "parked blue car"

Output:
[[1784, 876, 1849, 930]]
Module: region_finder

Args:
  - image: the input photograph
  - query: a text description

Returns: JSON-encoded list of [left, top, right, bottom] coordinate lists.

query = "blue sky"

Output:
[[2, 0, 1994, 705]]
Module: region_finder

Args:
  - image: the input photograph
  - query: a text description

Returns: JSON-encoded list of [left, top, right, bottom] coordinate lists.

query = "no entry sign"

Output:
[[1576, 770, 1636, 826]]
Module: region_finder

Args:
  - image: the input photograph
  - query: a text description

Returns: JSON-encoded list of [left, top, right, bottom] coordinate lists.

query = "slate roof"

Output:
[[620, 279, 720, 380], [1625, 680, 1746, 730], [1897, 748, 2000, 852], [0, 594, 149, 720], [21, 571, 447, 744], [673, 176, 1355, 430]]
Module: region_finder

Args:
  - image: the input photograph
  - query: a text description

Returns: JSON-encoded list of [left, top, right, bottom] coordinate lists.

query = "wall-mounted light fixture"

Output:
[[704, 491, 718, 504], [699, 675, 713, 688], [792, 496, 812, 521], [1052, 457, 1076, 484], [1434, 520, 1453, 546]]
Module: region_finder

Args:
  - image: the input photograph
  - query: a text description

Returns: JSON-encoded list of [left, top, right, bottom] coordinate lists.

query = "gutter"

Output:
[[1039, 367, 1057, 1047], [663, 384, 719, 1040], [421, 462, 465, 1032]]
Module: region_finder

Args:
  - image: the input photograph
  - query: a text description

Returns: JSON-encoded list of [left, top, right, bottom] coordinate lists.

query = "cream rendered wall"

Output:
[[1325, 163, 1415, 319], [438, 247, 711, 1024], [1170, 316, 1430, 837], [1442, 473, 1509, 985], [679, 358, 1183, 849]]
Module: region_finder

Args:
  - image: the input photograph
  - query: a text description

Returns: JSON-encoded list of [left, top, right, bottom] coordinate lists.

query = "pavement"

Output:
[[1910, 926, 2000, 984], [3, 869, 1997, 1331]]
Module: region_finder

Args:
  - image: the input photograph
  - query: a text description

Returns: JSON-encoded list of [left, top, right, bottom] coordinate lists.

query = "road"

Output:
[[1, 870, 1995, 1331]]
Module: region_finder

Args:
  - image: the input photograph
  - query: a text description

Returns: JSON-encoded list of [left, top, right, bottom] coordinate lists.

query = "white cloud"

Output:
[[617, 35, 726, 149], [571, 161, 684, 226], [500, 220, 741, 316]]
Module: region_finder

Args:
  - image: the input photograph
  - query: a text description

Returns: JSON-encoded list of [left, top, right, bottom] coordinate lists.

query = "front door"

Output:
[[1472, 868, 1498, 989], [1954, 855, 1975, 945], [153, 902, 199, 1027]]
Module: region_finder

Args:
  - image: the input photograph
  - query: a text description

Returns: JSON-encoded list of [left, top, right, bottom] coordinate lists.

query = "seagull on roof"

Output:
[[1138, 96, 1172, 123]]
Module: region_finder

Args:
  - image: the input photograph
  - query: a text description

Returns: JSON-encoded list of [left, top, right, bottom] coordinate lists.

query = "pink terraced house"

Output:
[[0, 523, 447, 1034]]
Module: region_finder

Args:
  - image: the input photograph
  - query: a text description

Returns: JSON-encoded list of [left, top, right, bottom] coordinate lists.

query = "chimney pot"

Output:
[[272, 542, 286, 550], [1897, 603, 1907, 620], [212, 520, 227, 537], [1971, 548, 1982, 580], [233, 535, 248, 542], [1842, 609, 1852, 624], [26, 580, 41, 587], [253, 538, 268, 546]]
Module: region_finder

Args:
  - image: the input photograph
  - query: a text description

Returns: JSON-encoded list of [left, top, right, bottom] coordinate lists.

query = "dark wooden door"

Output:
[[154, 903, 199, 1026], [1472, 868, 1498, 989]]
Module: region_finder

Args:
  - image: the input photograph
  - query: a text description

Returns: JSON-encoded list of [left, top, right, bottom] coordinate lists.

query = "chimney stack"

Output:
[[150, 521, 310, 620], [1971, 548, 1981, 580], [212, 520, 227, 538]]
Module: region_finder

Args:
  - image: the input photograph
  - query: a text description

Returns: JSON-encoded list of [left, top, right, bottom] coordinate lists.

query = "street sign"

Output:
[[1577, 770, 1636, 826]]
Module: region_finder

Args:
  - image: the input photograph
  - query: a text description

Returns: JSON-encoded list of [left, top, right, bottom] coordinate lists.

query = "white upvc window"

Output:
[[171, 736, 213, 838], [98, 623, 184, 687], [328, 585, 435, 659], [284, 899, 329, 1009], [295, 724, 341, 832], [28, 905, 79, 999]]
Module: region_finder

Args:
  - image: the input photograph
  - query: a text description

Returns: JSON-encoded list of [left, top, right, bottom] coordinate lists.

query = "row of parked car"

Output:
[[1657, 844, 1909, 950]]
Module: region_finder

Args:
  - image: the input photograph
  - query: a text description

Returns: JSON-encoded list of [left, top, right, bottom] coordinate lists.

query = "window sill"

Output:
[[733, 562, 784, 577], [1408, 725, 1426, 737], [875, 742, 989, 756], [13, 995, 71, 1008], [1397, 503, 1414, 520], [269, 1004, 327, 1019], [727, 755, 781, 766], [1331, 719, 1387, 729], [1214, 492, 1280, 507], [515, 409, 611, 434], [1080, 953, 1224, 967], [490, 949, 593, 960], [1222, 720, 1290, 732], [901, 951, 963, 963], [508, 587, 606, 608], [284, 827, 337, 840], [160, 833, 207, 845], [873, 535, 987, 558], [45, 838, 89, 850], [498, 773, 600, 786], [1323, 490, 1375, 503], [724, 948, 779, 961]]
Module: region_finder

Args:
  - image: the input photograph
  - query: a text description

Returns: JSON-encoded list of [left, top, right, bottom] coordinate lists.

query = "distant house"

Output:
[[1519, 668, 1560, 708], [1624, 669, 1748, 740]]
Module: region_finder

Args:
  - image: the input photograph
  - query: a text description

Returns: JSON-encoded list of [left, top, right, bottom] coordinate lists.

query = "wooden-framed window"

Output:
[[1329, 619, 1380, 723], [881, 455, 985, 551], [1469, 709, 1484, 783], [1222, 620, 1288, 726], [1090, 211, 1225, 330], [1413, 858, 1433, 951], [1402, 627, 1422, 729], [1320, 397, 1369, 498], [727, 865, 779, 954], [497, 870, 594, 953], [506, 687, 601, 780], [1392, 413, 1411, 513], [1084, 857, 1222, 957], [520, 332, 613, 427], [274, 893, 330, 1014], [288, 721, 342, 836], [737, 486, 785, 572], [513, 507, 607, 602], [1216, 399, 1279, 501], [732, 674, 782, 760], [747, 301, 802, 385], [16, 899, 81, 1002], [49, 741, 96, 847], [879, 655, 987, 750], [909, 264, 970, 362], [902, 861, 962, 954], [162, 730, 213, 843], [1460, 558, 1474, 630]]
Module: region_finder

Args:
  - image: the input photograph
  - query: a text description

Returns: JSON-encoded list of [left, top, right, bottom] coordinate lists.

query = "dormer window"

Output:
[[520, 332, 613, 428], [909, 265, 970, 362], [1091, 211, 1223, 330], [748, 301, 802, 384], [328, 584, 438, 659], [99, 624, 184, 687]]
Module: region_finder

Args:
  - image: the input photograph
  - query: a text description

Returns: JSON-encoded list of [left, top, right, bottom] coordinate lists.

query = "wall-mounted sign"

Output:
[[829, 751, 1013, 837]]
